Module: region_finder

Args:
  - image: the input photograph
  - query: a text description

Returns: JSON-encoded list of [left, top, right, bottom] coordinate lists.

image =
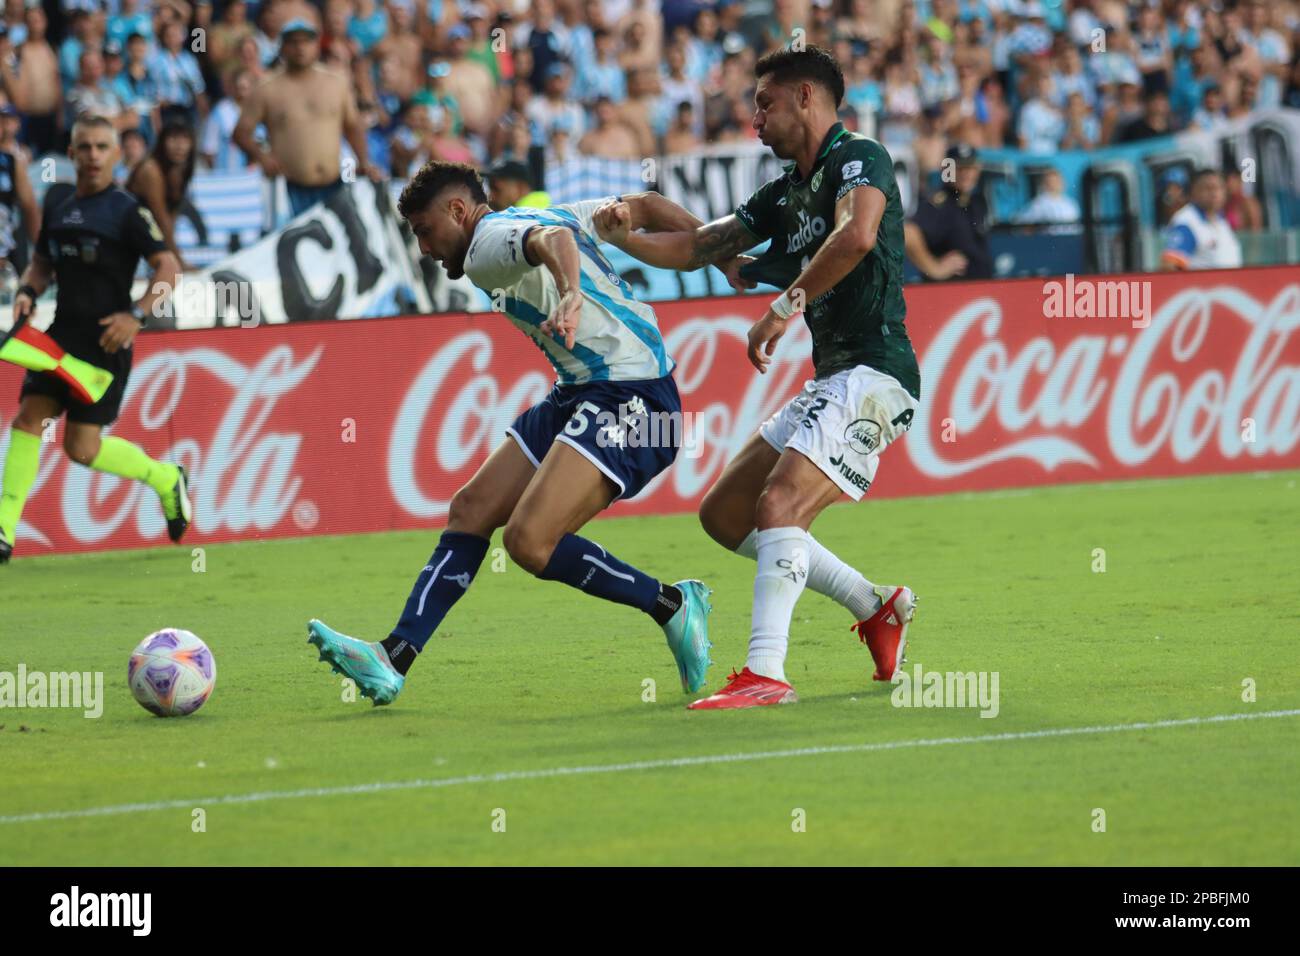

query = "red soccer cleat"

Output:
[[851, 586, 918, 682], [687, 667, 798, 710]]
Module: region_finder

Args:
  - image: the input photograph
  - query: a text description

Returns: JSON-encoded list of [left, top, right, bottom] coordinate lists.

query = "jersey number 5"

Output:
[[565, 401, 603, 437]]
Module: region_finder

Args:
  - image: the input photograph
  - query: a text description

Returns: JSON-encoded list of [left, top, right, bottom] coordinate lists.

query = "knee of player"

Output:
[[502, 521, 555, 576], [447, 485, 500, 535], [62, 433, 98, 466], [12, 412, 45, 435], [754, 481, 799, 530], [698, 493, 745, 550]]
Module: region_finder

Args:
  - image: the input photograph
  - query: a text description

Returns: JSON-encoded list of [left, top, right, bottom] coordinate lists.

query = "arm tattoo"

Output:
[[686, 216, 757, 269]]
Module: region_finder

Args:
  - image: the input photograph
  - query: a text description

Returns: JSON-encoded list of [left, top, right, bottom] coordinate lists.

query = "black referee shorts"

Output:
[[19, 352, 132, 427]]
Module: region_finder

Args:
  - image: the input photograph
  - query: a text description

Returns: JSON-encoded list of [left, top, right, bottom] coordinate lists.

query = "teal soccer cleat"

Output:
[[307, 619, 405, 706], [662, 580, 713, 693]]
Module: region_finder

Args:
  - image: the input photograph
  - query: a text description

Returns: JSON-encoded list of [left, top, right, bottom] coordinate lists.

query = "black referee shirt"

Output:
[[36, 184, 168, 365]]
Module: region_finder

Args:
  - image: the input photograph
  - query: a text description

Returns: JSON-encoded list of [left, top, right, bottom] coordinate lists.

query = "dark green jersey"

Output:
[[735, 123, 919, 399]]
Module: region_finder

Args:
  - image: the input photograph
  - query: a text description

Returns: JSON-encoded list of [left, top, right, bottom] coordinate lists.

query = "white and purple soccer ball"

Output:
[[128, 628, 216, 717]]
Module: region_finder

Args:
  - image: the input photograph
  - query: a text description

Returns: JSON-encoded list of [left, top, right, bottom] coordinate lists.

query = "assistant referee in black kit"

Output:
[[0, 115, 187, 564]]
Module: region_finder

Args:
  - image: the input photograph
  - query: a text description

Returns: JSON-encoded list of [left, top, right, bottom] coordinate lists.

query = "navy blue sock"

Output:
[[538, 533, 666, 617], [387, 531, 490, 657]]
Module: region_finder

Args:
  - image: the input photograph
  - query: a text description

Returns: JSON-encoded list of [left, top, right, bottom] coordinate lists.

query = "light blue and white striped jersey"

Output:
[[463, 198, 674, 385]]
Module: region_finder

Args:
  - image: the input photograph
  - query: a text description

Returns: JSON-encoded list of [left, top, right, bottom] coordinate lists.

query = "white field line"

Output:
[[2, 708, 1296, 826]]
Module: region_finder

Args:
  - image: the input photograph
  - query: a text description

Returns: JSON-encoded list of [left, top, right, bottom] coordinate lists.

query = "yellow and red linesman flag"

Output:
[[0, 318, 114, 405]]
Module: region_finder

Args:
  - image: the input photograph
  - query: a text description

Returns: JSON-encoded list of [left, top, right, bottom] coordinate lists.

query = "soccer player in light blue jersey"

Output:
[[306, 161, 714, 705]]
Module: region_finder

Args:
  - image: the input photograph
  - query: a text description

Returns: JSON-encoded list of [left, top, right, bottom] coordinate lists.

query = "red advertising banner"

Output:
[[2, 265, 1297, 556]]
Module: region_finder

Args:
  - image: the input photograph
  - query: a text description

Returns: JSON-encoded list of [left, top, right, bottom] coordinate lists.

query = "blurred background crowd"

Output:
[[0, 0, 1296, 177], [0, 0, 1295, 281]]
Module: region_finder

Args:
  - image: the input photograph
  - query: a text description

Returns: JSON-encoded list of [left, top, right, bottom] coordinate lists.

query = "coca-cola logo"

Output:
[[910, 283, 1300, 478], [31, 345, 320, 545]]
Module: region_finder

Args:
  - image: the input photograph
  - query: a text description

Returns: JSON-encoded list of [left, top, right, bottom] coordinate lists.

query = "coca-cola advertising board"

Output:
[[2, 266, 1297, 556]]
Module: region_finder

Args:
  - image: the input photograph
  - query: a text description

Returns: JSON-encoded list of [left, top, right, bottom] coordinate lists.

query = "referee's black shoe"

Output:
[[0, 529, 11, 565], [162, 465, 194, 543]]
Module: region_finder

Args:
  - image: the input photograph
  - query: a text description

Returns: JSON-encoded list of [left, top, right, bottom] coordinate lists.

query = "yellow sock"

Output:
[[89, 435, 177, 496], [0, 428, 41, 542]]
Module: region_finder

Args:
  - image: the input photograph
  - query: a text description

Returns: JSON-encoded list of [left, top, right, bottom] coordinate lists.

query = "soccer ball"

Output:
[[128, 628, 216, 717]]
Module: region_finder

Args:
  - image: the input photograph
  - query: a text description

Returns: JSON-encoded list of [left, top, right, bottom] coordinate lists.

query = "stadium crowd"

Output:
[[0, 0, 1295, 179]]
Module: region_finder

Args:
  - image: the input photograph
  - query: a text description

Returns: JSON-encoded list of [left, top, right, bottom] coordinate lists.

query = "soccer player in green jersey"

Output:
[[593, 46, 921, 708]]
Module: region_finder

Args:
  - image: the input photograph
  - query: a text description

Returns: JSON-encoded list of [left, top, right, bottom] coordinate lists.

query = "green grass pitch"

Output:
[[2, 469, 1297, 865]]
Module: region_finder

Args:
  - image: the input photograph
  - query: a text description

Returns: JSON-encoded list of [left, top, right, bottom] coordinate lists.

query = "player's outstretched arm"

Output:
[[524, 225, 583, 350], [615, 191, 706, 234], [594, 208, 758, 274]]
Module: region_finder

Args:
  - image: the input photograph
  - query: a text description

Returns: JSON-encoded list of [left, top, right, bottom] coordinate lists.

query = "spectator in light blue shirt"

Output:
[[1016, 168, 1081, 230], [1238, 2, 1290, 108], [1017, 73, 1065, 154], [107, 0, 153, 48], [149, 19, 206, 127], [1170, 43, 1215, 125], [347, 0, 389, 56], [687, 7, 723, 83], [115, 31, 158, 145], [919, 33, 959, 107], [202, 68, 261, 171], [1190, 83, 1230, 133], [58, 9, 96, 87], [575, 29, 627, 103], [1052, 45, 1096, 110]]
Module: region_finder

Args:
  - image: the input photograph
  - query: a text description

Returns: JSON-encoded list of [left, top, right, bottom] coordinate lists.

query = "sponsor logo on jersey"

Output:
[[845, 418, 881, 455], [842, 160, 863, 179], [63, 208, 84, 225], [785, 210, 827, 254], [828, 453, 871, 492]]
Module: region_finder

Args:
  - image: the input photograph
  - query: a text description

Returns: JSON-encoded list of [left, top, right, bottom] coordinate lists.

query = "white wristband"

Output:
[[771, 289, 798, 320]]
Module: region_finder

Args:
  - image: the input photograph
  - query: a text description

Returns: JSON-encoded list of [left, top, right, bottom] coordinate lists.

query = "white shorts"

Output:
[[759, 365, 918, 500]]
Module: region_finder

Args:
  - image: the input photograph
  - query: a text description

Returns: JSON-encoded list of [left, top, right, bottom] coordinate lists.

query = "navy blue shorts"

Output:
[[507, 375, 681, 500]]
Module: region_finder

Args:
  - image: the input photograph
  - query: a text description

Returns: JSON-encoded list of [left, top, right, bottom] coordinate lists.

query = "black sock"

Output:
[[381, 635, 419, 676], [649, 583, 683, 627]]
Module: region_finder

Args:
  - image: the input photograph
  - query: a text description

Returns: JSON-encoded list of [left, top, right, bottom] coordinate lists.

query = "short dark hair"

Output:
[[754, 45, 845, 108], [70, 114, 118, 140], [398, 160, 487, 218], [1190, 167, 1221, 187]]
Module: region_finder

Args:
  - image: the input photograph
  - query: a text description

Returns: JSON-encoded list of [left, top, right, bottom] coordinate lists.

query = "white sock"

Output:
[[747, 527, 811, 683], [737, 529, 882, 621]]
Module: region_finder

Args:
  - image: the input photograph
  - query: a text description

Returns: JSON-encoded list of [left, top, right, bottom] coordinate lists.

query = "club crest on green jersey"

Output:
[[811, 168, 824, 192]]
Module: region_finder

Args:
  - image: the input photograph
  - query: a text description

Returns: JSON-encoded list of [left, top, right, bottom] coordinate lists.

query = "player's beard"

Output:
[[445, 248, 467, 280]]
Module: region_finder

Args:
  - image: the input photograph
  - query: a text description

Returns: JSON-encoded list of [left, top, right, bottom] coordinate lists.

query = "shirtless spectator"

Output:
[[617, 67, 659, 157], [1, 5, 62, 157], [209, 0, 256, 78], [442, 23, 495, 137], [662, 100, 702, 154], [233, 19, 380, 217], [374, 1, 423, 99], [579, 96, 640, 159]]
